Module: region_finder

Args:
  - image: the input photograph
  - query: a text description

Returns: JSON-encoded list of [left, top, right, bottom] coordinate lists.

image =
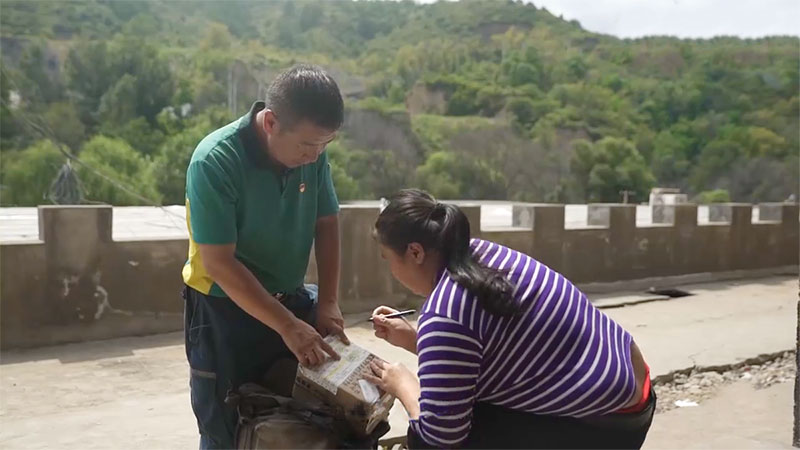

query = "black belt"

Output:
[[273, 287, 307, 303]]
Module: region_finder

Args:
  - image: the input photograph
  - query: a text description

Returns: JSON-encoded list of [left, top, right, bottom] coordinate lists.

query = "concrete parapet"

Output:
[[1, 206, 186, 349], [1, 202, 797, 349]]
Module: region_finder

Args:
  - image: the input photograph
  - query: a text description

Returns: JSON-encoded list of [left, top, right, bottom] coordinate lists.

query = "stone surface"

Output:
[[0, 277, 797, 449], [645, 380, 794, 449], [604, 277, 796, 378], [654, 351, 795, 413]]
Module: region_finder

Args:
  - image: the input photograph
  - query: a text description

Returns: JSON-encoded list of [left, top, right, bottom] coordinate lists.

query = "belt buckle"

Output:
[[274, 292, 288, 303]]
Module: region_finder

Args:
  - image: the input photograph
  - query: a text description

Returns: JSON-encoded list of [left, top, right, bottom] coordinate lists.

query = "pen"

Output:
[[367, 309, 416, 322]]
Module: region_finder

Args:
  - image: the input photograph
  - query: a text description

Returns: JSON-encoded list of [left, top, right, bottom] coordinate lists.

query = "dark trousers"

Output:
[[184, 285, 318, 450], [408, 389, 656, 449]]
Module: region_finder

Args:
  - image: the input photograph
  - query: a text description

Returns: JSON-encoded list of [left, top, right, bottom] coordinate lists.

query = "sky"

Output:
[[417, 0, 800, 39]]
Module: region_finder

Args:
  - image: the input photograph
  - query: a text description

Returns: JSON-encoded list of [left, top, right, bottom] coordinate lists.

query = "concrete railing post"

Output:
[[726, 204, 753, 270], [781, 204, 799, 268], [336, 205, 403, 313], [38, 205, 113, 322], [513, 204, 565, 271], [588, 204, 636, 278], [780, 203, 799, 225], [672, 204, 698, 271], [673, 204, 698, 233], [459, 204, 482, 237]]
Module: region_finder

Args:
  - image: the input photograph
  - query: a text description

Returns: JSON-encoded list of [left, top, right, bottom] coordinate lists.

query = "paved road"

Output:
[[0, 277, 795, 449], [645, 380, 794, 449]]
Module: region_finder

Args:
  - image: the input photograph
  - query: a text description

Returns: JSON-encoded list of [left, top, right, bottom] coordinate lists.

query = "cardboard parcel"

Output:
[[293, 336, 395, 436]]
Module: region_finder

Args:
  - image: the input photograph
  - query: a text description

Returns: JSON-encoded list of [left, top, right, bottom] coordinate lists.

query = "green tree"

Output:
[[566, 55, 588, 81], [416, 151, 507, 200], [190, 72, 227, 111], [77, 135, 161, 205], [688, 138, 743, 192], [696, 189, 730, 203], [121, 13, 160, 36], [324, 141, 363, 201], [446, 84, 505, 117], [327, 141, 408, 198], [650, 130, 691, 185], [97, 74, 138, 125], [719, 156, 798, 202], [742, 126, 787, 158], [64, 40, 114, 124], [507, 97, 538, 128], [107, 0, 151, 22], [328, 160, 360, 201], [276, 20, 300, 48], [200, 22, 234, 51], [639, 81, 702, 129], [415, 152, 461, 199], [201, 0, 257, 38], [43, 102, 86, 151], [572, 137, 655, 202], [18, 43, 63, 104], [0, 140, 64, 206], [152, 107, 234, 204], [66, 37, 174, 127], [299, 2, 323, 31], [2, 0, 798, 204], [106, 37, 175, 123], [0, 63, 19, 148], [101, 117, 166, 156], [152, 124, 209, 205], [509, 62, 538, 87]]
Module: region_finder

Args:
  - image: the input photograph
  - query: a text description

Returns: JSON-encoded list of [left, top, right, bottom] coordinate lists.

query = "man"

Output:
[[182, 65, 349, 449]]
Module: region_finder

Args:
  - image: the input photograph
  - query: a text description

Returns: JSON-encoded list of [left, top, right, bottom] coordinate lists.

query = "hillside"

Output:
[[1, 0, 797, 206]]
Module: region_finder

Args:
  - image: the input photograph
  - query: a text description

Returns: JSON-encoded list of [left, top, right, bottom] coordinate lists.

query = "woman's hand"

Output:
[[371, 305, 417, 354], [365, 359, 421, 419]]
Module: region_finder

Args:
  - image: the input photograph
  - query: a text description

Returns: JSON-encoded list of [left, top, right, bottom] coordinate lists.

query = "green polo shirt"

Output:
[[182, 101, 339, 297]]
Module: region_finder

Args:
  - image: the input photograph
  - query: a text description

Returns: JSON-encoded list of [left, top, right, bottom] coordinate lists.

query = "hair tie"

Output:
[[424, 202, 441, 224]]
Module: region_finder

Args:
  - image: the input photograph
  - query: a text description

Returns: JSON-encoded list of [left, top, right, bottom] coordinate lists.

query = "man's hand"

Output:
[[372, 305, 417, 354], [281, 317, 340, 367], [197, 243, 336, 366], [316, 301, 350, 344]]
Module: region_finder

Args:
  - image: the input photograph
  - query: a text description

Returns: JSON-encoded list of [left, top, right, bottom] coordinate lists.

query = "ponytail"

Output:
[[375, 189, 519, 317]]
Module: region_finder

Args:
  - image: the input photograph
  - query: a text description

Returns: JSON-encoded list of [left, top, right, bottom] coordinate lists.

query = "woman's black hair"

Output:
[[375, 189, 519, 317]]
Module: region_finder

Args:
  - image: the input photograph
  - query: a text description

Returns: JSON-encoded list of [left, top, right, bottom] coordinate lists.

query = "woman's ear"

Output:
[[407, 242, 426, 265]]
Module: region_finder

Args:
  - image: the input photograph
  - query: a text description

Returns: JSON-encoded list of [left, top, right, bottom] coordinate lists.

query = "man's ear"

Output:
[[407, 242, 426, 265], [263, 109, 279, 135]]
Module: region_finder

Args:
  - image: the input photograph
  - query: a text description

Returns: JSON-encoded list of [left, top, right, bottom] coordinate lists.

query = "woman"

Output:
[[364, 189, 655, 449]]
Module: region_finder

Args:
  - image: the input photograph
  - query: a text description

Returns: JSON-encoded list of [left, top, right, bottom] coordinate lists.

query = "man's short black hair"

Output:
[[266, 64, 344, 131]]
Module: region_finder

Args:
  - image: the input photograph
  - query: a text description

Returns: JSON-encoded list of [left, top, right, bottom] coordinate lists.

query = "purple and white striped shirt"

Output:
[[409, 239, 637, 447]]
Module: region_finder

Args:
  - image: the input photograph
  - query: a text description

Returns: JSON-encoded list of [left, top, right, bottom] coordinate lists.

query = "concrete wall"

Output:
[[1, 206, 187, 349], [312, 202, 797, 307], [1, 202, 797, 349]]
